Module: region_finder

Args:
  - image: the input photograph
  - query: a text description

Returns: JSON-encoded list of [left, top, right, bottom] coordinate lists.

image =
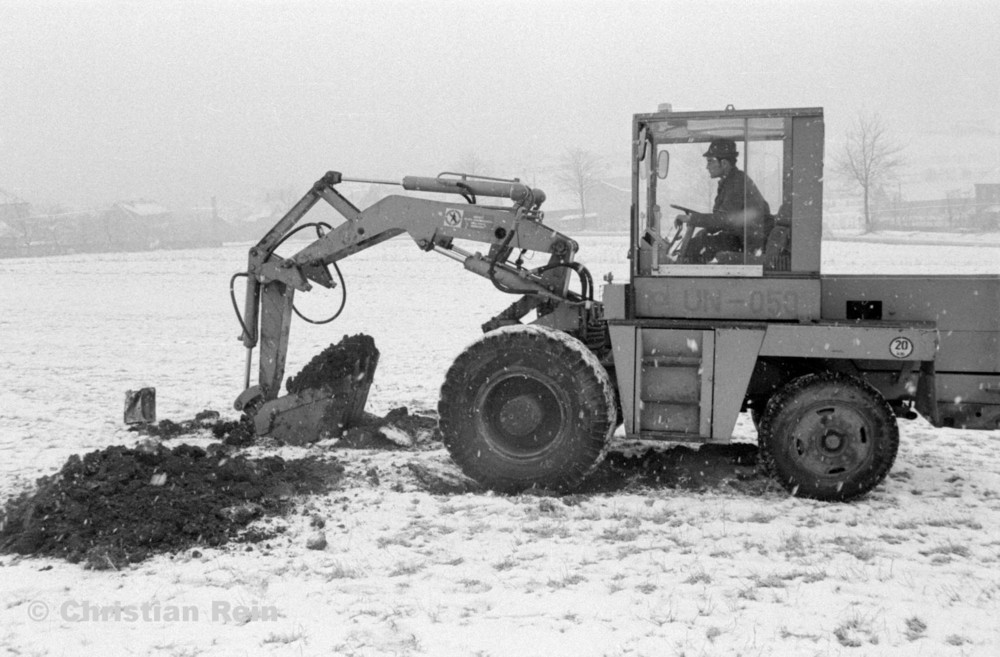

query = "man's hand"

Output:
[[674, 213, 691, 228]]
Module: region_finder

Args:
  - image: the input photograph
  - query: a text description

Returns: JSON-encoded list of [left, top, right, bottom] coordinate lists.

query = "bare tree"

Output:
[[834, 111, 905, 232], [555, 148, 605, 230], [454, 151, 489, 176]]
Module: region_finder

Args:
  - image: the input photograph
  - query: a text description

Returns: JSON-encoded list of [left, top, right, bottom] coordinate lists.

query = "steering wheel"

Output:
[[666, 204, 704, 263]]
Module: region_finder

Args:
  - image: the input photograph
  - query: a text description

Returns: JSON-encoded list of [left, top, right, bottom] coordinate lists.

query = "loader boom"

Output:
[[234, 170, 597, 429]]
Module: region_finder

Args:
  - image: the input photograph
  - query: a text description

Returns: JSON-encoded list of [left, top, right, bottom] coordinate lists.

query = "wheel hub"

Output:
[[792, 405, 872, 477], [821, 430, 845, 452], [497, 395, 544, 436], [476, 371, 566, 459]]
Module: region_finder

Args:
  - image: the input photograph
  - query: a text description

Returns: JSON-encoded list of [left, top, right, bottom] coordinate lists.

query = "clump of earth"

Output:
[[337, 407, 439, 449], [130, 413, 256, 446], [131, 406, 438, 449], [0, 443, 343, 569]]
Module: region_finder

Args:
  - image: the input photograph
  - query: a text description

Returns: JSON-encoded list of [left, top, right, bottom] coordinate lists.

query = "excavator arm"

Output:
[[234, 170, 599, 440]]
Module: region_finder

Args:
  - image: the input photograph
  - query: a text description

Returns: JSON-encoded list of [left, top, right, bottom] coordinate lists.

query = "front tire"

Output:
[[438, 325, 616, 492], [758, 371, 898, 501]]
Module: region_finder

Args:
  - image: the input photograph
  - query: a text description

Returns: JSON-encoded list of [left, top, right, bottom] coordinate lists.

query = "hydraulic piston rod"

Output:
[[337, 173, 546, 207], [403, 176, 546, 207], [432, 244, 572, 304]]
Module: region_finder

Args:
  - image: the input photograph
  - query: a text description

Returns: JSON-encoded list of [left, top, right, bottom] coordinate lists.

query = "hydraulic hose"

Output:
[[230, 221, 348, 343], [230, 272, 254, 343], [485, 228, 594, 302], [535, 261, 594, 302], [292, 260, 346, 325], [487, 229, 529, 296]]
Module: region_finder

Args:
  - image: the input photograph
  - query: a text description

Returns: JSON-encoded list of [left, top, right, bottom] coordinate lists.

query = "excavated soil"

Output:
[[131, 406, 438, 449], [337, 407, 440, 449], [130, 414, 256, 446], [0, 431, 767, 569], [0, 443, 343, 569]]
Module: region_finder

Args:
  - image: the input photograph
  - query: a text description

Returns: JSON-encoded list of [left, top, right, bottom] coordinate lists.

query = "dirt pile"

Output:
[[0, 443, 343, 569]]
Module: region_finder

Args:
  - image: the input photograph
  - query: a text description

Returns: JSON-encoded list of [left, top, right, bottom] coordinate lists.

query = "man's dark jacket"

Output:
[[690, 167, 773, 256]]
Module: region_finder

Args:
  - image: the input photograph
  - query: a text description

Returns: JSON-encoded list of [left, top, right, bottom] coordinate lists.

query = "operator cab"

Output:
[[634, 105, 823, 278], [619, 105, 824, 322]]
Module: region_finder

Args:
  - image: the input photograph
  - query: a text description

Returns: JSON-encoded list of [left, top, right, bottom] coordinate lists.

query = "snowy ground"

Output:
[[1, 235, 999, 656]]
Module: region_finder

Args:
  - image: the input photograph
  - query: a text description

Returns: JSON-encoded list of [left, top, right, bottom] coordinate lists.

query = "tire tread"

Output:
[[438, 326, 614, 492], [757, 371, 899, 502]]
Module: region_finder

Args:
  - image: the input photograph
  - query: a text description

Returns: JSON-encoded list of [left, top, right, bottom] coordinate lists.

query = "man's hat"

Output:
[[703, 139, 739, 160]]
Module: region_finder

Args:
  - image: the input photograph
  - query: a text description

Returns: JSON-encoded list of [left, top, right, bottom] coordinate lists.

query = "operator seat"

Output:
[[712, 204, 789, 269], [762, 204, 791, 271]]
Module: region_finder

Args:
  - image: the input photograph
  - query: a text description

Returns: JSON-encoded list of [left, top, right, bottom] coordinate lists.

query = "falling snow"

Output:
[[1, 235, 998, 656]]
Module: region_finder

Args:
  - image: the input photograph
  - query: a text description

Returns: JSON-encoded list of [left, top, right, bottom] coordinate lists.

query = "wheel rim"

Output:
[[475, 369, 567, 459], [788, 401, 874, 479]]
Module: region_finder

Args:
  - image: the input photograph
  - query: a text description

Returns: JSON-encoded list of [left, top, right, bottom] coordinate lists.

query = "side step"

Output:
[[637, 329, 714, 436]]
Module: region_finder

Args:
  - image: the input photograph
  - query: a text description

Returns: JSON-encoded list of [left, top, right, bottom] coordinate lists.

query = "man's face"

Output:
[[705, 156, 725, 179]]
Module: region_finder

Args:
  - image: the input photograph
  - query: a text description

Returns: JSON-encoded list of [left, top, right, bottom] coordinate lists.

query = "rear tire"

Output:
[[758, 371, 898, 501], [438, 325, 616, 492]]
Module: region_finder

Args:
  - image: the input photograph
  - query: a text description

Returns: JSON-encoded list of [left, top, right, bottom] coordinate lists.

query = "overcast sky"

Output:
[[2, 0, 998, 209]]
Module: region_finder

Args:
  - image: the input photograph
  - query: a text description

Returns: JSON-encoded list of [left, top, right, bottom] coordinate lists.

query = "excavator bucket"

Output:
[[251, 335, 379, 445]]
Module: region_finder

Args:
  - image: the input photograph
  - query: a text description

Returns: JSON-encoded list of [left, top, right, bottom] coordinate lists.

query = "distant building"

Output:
[[973, 183, 1000, 230], [99, 200, 172, 250], [870, 182, 1000, 232], [975, 183, 1000, 207], [0, 189, 31, 255], [586, 179, 631, 231], [0, 188, 31, 222], [1, 192, 236, 259], [228, 199, 289, 242]]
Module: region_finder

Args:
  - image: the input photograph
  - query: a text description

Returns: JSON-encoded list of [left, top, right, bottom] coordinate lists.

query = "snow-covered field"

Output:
[[2, 235, 999, 656]]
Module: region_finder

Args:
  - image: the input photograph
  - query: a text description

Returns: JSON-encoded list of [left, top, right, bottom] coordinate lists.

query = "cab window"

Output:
[[642, 117, 786, 271]]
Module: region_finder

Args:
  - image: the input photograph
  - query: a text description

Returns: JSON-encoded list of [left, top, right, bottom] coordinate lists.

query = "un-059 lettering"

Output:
[[748, 289, 798, 316]]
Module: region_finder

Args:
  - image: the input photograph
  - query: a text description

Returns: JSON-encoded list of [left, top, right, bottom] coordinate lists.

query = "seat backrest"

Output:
[[711, 205, 788, 267], [763, 204, 791, 270]]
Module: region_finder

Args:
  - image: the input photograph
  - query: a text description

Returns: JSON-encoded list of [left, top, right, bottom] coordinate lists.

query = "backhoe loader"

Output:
[[232, 105, 1000, 501]]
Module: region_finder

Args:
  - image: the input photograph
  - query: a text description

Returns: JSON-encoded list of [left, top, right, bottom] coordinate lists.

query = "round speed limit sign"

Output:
[[889, 337, 914, 359]]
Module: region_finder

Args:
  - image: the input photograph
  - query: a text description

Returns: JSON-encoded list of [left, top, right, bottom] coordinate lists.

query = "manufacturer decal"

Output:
[[444, 209, 463, 227], [889, 336, 914, 359]]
